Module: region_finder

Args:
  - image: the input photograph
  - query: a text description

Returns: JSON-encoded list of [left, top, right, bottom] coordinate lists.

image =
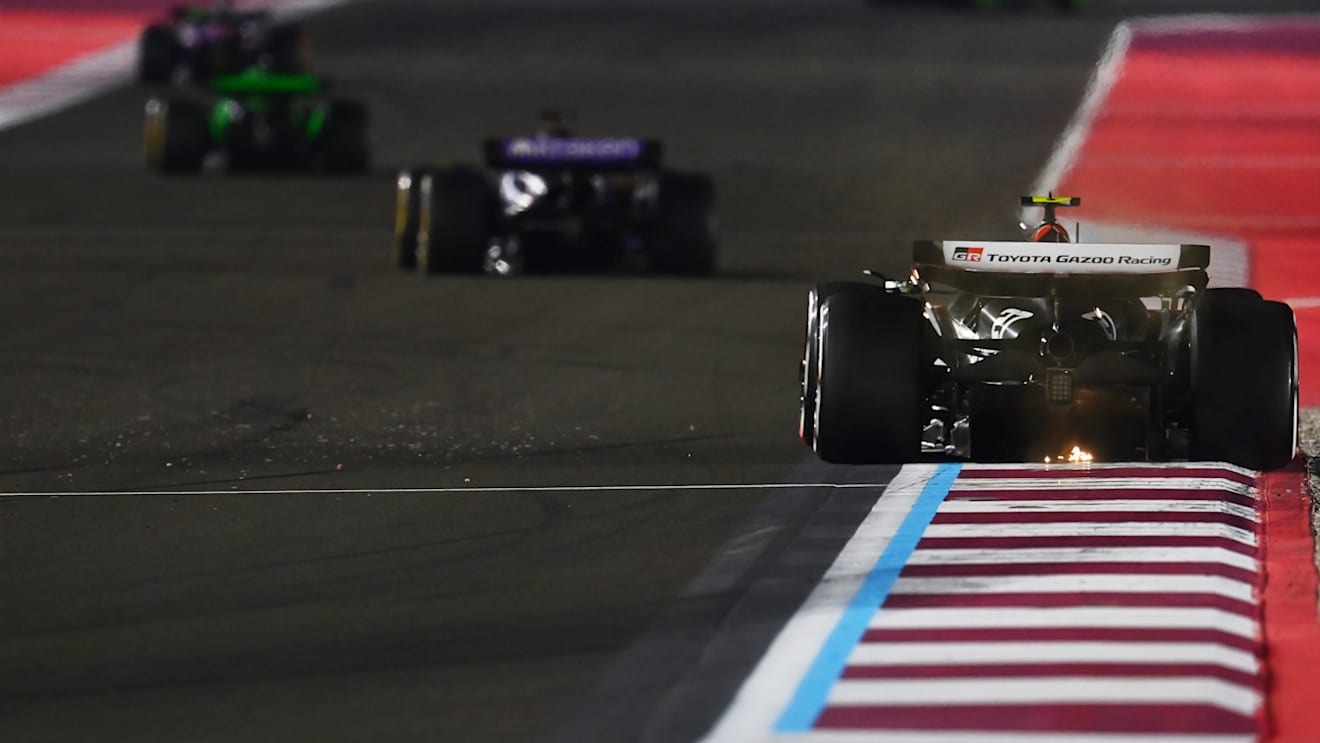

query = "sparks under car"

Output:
[[798, 196, 1298, 470]]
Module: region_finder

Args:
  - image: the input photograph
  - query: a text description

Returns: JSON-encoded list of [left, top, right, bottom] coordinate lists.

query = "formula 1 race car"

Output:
[[393, 125, 717, 275], [138, 4, 305, 84], [144, 69, 369, 174], [798, 196, 1298, 470]]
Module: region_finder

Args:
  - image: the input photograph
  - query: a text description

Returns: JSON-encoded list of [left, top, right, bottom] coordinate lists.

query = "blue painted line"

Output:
[[774, 463, 962, 732]]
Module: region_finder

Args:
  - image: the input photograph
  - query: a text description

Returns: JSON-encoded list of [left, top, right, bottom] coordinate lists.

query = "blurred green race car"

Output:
[[144, 68, 368, 174]]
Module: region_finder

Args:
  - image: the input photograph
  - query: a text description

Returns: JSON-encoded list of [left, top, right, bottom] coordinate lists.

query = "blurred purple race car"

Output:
[[138, 2, 306, 84], [392, 114, 718, 276]]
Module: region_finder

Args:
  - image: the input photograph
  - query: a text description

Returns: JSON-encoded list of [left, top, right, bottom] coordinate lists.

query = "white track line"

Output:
[[847, 642, 1257, 674], [891, 575, 1253, 602], [867, 607, 1257, 637], [950, 477, 1255, 495], [1025, 13, 1320, 209], [778, 732, 1253, 743], [829, 677, 1259, 716], [700, 465, 942, 743], [938, 500, 1257, 519], [0, 44, 135, 132], [0, 476, 1259, 499], [923, 522, 1255, 544], [905, 547, 1257, 571], [963, 462, 1255, 476], [1025, 20, 1132, 216], [0, 481, 895, 498]]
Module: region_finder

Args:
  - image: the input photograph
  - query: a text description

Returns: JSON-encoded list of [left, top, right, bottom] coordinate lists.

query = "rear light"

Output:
[[1046, 367, 1073, 405]]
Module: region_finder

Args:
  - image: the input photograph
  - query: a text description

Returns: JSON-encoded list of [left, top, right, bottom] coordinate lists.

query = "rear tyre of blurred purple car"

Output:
[[649, 173, 717, 275], [393, 167, 429, 270], [417, 169, 492, 274]]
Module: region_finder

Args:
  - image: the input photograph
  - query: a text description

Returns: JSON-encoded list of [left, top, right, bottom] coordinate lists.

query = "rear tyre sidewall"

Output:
[[393, 167, 427, 270], [418, 169, 491, 274], [1191, 292, 1297, 470], [814, 290, 925, 464], [800, 281, 886, 448], [650, 172, 717, 275], [145, 98, 206, 174]]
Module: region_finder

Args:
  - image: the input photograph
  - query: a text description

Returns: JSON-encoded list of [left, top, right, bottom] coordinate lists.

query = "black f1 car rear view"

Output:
[[393, 128, 717, 275], [798, 196, 1299, 470], [144, 69, 369, 174], [138, 4, 306, 84]]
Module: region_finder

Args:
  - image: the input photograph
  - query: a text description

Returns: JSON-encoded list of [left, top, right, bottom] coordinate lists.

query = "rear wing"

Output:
[[171, 6, 270, 23], [483, 136, 662, 171], [913, 240, 1210, 296], [1021, 195, 1081, 208]]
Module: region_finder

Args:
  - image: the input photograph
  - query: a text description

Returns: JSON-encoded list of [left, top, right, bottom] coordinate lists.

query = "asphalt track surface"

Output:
[[0, 1, 1314, 741]]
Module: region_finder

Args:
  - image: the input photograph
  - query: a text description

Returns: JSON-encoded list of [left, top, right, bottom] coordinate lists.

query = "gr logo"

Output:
[[953, 246, 984, 262]]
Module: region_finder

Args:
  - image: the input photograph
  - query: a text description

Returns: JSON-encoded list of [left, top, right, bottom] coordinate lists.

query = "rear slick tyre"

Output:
[[813, 290, 925, 464], [417, 169, 491, 274], [393, 167, 428, 270], [799, 281, 887, 448], [1191, 293, 1297, 471], [650, 173, 717, 275], [144, 98, 206, 174]]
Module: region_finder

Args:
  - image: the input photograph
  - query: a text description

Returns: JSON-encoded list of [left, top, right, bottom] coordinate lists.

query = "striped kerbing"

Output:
[[702, 462, 1264, 743], [814, 463, 1261, 740]]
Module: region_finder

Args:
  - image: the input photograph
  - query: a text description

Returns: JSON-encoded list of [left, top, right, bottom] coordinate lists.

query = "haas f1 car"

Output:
[[393, 133, 717, 275], [144, 69, 369, 174], [138, 4, 306, 84], [799, 196, 1299, 471]]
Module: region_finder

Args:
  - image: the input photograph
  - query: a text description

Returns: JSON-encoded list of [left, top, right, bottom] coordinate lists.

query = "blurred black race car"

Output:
[[138, 3, 305, 84], [393, 121, 717, 275], [799, 196, 1298, 470], [144, 69, 368, 174]]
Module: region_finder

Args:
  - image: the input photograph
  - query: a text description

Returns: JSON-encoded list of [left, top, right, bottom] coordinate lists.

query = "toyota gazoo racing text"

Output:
[[144, 68, 369, 174], [798, 196, 1299, 470], [392, 128, 717, 275]]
